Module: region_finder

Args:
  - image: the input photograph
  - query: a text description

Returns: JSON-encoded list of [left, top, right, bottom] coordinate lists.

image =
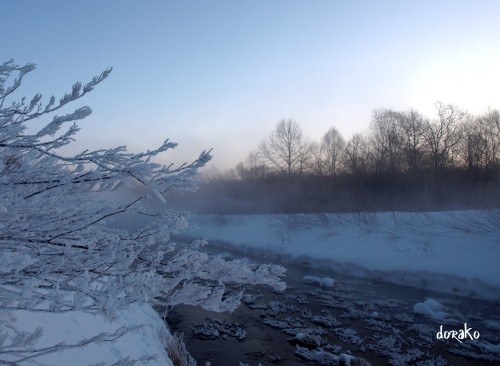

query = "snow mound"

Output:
[[412, 298, 458, 324], [478, 342, 500, 355], [422, 298, 446, 312], [483, 319, 500, 331], [2, 304, 173, 366], [303, 275, 336, 288]]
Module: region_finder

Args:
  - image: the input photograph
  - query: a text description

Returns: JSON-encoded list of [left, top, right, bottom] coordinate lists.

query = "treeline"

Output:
[[168, 102, 500, 213]]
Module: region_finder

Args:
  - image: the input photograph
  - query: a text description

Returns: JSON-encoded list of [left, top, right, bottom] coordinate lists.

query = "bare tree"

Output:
[[369, 109, 405, 174], [423, 101, 466, 170], [319, 126, 346, 176], [480, 109, 500, 177], [235, 150, 270, 179], [345, 133, 369, 176], [309, 141, 326, 177], [258, 119, 309, 176], [457, 115, 488, 175], [399, 109, 427, 171], [456, 109, 500, 179]]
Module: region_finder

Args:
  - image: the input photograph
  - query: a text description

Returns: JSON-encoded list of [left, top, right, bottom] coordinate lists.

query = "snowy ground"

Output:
[[1, 304, 173, 366], [186, 210, 500, 302]]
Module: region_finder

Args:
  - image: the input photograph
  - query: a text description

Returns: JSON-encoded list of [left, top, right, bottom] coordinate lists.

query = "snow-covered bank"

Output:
[[1, 304, 173, 365], [187, 210, 500, 301]]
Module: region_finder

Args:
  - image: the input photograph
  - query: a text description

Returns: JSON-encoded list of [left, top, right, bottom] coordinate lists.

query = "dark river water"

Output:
[[164, 238, 500, 366]]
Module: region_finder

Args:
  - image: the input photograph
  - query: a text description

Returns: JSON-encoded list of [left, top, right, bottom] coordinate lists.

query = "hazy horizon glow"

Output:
[[3, 0, 500, 170]]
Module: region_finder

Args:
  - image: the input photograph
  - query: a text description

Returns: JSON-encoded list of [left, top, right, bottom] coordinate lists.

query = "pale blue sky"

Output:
[[3, 1, 500, 170]]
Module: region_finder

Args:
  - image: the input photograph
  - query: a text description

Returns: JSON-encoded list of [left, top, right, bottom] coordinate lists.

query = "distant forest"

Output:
[[168, 102, 500, 213]]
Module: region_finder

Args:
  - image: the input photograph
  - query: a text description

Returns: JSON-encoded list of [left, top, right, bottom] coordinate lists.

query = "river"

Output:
[[164, 238, 500, 365]]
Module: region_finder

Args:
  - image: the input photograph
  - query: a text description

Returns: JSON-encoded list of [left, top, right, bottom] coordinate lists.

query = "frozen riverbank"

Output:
[[186, 210, 500, 301]]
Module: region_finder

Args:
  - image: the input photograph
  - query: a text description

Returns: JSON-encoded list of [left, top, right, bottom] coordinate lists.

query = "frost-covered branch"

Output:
[[0, 60, 285, 336]]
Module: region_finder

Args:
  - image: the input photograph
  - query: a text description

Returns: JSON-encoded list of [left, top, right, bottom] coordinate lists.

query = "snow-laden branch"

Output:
[[0, 60, 286, 337]]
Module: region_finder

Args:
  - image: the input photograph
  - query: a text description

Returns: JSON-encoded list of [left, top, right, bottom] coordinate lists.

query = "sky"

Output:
[[2, 0, 500, 171]]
